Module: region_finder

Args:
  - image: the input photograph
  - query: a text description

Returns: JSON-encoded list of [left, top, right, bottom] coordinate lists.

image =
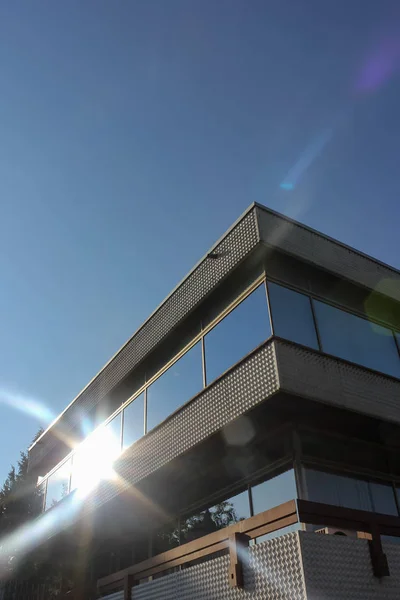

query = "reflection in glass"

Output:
[[181, 490, 250, 544], [45, 459, 71, 510], [36, 481, 46, 514], [306, 470, 398, 515], [205, 285, 271, 384], [147, 343, 203, 432], [105, 413, 122, 452], [122, 394, 144, 450], [369, 481, 398, 516], [251, 469, 297, 516], [153, 520, 180, 555], [268, 282, 318, 349], [314, 301, 400, 378], [306, 470, 371, 511]]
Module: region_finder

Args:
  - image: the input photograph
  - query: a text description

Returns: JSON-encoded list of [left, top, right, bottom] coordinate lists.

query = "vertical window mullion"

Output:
[[201, 321, 207, 388], [264, 279, 275, 335], [144, 388, 148, 435], [120, 407, 124, 452], [393, 331, 400, 360], [248, 484, 254, 518], [309, 297, 322, 351]]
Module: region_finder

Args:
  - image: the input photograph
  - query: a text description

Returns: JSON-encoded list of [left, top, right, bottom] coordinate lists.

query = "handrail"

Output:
[[97, 498, 400, 598]]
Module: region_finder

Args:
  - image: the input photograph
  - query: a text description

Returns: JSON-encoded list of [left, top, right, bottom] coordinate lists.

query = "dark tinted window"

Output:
[[369, 481, 398, 516], [181, 490, 250, 544], [306, 470, 398, 515], [147, 342, 203, 432], [204, 285, 271, 384], [251, 469, 297, 515], [122, 393, 144, 450], [45, 459, 71, 510], [268, 282, 318, 349], [314, 302, 400, 378]]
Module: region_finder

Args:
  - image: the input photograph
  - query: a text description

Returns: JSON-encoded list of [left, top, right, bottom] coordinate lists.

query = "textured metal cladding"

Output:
[[92, 342, 279, 509], [113, 532, 306, 600], [274, 340, 400, 425], [29, 210, 258, 470], [300, 531, 400, 599], [256, 206, 400, 303]]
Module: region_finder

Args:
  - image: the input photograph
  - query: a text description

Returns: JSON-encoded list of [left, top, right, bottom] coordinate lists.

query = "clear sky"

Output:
[[1, 0, 400, 481]]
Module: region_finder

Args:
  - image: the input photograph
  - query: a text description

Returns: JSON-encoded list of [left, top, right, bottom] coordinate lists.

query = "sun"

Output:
[[71, 424, 121, 498]]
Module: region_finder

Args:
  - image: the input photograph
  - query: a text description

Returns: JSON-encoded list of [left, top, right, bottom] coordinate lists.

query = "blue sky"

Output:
[[1, 0, 400, 481]]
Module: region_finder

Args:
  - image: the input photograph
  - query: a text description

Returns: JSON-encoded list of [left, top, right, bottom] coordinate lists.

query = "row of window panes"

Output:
[[151, 466, 400, 559], [152, 468, 298, 554], [40, 280, 400, 510], [268, 281, 400, 378], [305, 468, 400, 517]]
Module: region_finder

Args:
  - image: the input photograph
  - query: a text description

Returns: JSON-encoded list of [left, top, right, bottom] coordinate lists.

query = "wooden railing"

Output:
[[97, 499, 400, 598]]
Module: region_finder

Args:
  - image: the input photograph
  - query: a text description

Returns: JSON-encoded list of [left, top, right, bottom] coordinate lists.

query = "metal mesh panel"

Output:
[[101, 592, 123, 600], [29, 209, 258, 470], [93, 342, 278, 508], [275, 339, 400, 425], [129, 532, 305, 600], [300, 531, 400, 599], [256, 206, 400, 303]]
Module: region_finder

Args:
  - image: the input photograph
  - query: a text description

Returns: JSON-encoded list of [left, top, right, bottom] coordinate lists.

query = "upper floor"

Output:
[[28, 203, 400, 515]]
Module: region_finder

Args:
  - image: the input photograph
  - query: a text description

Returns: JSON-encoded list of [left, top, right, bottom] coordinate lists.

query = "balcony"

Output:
[[97, 498, 400, 600]]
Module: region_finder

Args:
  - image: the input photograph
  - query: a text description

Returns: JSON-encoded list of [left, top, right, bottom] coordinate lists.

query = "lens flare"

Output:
[[71, 424, 121, 499], [0, 388, 53, 423]]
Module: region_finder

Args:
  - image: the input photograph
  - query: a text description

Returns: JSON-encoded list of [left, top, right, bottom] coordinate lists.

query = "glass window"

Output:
[[205, 285, 271, 384], [267, 282, 318, 349], [153, 519, 180, 555], [306, 470, 398, 516], [251, 469, 297, 516], [36, 481, 46, 513], [122, 394, 144, 451], [45, 459, 71, 510], [105, 413, 122, 452], [210, 490, 251, 524], [314, 301, 400, 378], [369, 481, 398, 516], [181, 490, 250, 544], [147, 342, 203, 432], [306, 469, 372, 511]]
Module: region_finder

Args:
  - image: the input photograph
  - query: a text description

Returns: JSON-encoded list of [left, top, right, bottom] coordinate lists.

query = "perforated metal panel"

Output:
[[256, 205, 400, 303], [129, 532, 305, 600], [300, 531, 400, 599], [101, 592, 123, 600], [29, 209, 259, 471], [100, 533, 400, 600], [92, 342, 278, 508], [275, 339, 400, 425]]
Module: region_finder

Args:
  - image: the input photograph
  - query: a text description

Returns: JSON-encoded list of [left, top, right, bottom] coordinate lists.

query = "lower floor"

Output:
[[101, 530, 400, 600]]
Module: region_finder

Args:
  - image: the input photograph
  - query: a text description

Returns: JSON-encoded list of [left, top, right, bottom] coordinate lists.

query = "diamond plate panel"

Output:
[[275, 339, 400, 425], [256, 206, 400, 303], [92, 342, 278, 509], [29, 209, 259, 471], [125, 532, 305, 600], [300, 531, 400, 599]]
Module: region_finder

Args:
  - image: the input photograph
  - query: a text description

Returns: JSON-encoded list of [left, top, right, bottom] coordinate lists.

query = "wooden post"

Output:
[[369, 523, 389, 578], [124, 574, 134, 600], [228, 532, 250, 588]]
